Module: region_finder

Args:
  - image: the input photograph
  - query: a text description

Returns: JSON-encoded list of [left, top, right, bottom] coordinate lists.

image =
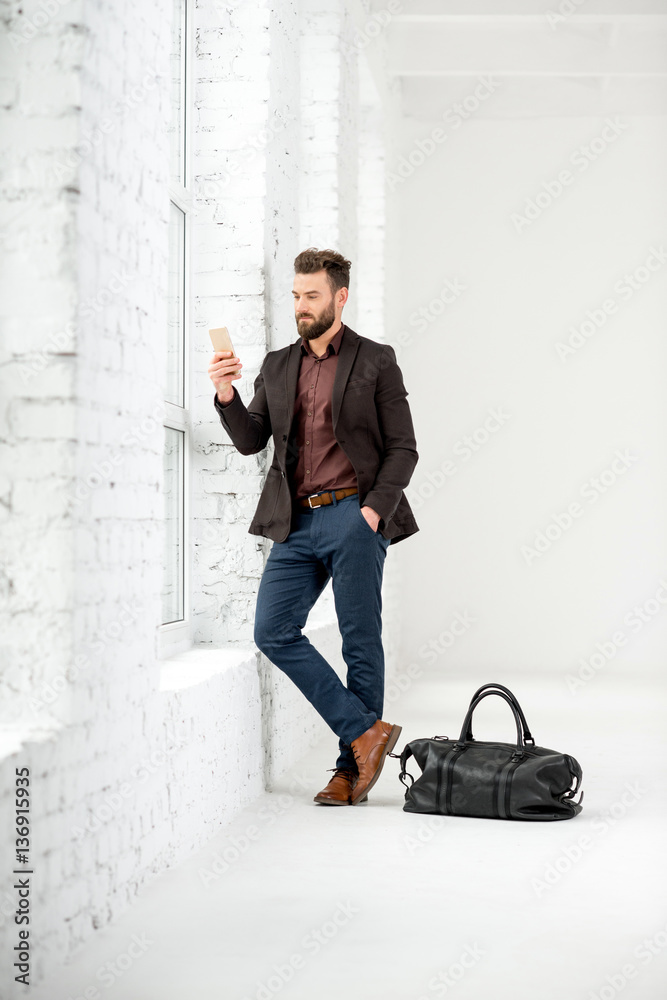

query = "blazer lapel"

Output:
[[284, 339, 302, 411], [332, 324, 359, 431]]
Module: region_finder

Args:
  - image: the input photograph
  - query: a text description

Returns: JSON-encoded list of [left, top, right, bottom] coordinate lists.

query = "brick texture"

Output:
[[0, 0, 393, 988]]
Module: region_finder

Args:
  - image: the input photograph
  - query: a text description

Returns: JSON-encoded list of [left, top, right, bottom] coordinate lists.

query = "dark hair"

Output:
[[293, 247, 351, 295]]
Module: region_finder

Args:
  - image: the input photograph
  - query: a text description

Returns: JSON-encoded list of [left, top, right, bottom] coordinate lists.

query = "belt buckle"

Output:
[[307, 493, 322, 508]]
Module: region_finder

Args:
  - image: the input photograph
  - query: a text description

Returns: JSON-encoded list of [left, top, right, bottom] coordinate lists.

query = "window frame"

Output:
[[158, 0, 194, 659]]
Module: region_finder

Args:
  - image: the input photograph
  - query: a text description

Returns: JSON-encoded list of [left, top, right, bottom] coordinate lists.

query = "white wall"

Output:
[[0, 0, 392, 988], [388, 113, 667, 691]]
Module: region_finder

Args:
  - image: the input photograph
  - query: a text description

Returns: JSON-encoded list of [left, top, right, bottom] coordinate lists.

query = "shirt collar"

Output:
[[300, 323, 345, 358]]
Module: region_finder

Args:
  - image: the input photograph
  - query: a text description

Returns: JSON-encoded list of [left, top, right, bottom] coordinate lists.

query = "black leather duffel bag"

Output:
[[397, 682, 583, 821]]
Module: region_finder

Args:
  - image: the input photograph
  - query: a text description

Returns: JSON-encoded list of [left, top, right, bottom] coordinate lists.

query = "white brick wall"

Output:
[[192, 0, 272, 652], [0, 0, 83, 736], [0, 0, 394, 988]]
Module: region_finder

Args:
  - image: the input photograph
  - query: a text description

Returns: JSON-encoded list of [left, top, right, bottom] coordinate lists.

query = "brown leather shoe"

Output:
[[349, 719, 402, 805], [313, 768, 367, 806]]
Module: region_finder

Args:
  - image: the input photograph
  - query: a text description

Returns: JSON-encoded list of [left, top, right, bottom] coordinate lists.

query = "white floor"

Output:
[[34, 669, 666, 1000]]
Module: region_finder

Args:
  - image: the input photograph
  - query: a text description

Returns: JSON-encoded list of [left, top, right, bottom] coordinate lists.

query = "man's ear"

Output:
[[337, 286, 349, 310]]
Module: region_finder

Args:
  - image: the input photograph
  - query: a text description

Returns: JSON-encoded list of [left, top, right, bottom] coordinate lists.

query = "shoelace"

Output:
[[328, 767, 357, 781], [352, 744, 377, 766]]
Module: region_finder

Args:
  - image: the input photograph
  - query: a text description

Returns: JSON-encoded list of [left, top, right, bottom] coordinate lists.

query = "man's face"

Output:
[[292, 270, 338, 341]]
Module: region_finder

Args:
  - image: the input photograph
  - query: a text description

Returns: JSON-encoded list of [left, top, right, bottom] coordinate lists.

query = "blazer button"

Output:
[[282, 435, 287, 441]]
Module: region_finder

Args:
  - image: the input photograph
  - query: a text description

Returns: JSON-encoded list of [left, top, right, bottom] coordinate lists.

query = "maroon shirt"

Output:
[[291, 324, 358, 500]]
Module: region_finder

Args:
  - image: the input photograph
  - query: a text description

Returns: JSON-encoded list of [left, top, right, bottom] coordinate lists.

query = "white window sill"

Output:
[[0, 727, 59, 762], [159, 643, 258, 693], [158, 613, 339, 694]]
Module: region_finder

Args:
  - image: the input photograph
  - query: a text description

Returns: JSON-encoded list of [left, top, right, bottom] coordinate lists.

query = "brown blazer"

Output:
[[213, 323, 419, 544]]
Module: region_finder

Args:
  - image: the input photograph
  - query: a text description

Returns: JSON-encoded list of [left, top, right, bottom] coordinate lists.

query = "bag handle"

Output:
[[464, 683, 534, 744], [458, 689, 534, 750], [397, 743, 415, 787]]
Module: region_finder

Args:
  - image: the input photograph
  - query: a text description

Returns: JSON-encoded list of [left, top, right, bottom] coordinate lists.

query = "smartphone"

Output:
[[209, 326, 241, 374]]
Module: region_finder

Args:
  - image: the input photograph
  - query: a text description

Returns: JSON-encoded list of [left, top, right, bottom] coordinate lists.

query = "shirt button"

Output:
[[306, 440, 310, 445], [306, 469, 310, 474], [307, 410, 312, 415]]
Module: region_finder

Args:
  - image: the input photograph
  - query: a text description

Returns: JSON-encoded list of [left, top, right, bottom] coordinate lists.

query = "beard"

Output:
[[296, 298, 337, 341]]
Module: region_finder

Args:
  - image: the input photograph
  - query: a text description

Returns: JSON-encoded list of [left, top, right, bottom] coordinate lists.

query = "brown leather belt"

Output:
[[297, 487, 358, 509]]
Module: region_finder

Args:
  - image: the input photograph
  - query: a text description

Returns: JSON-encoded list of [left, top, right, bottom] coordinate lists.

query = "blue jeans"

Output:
[[253, 492, 391, 772]]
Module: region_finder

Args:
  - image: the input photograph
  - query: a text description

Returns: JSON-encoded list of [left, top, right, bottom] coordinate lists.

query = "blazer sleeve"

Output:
[[213, 364, 273, 455], [362, 345, 419, 526]]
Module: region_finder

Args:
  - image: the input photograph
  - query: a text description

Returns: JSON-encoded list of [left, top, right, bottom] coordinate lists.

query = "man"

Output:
[[208, 248, 419, 806]]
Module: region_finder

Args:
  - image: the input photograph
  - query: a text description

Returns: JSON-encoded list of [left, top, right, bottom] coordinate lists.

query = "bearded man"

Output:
[[209, 248, 419, 806]]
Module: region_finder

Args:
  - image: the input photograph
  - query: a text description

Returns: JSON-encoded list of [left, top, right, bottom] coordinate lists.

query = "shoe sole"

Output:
[[349, 724, 402, 806], [313, 794, 368, 806]]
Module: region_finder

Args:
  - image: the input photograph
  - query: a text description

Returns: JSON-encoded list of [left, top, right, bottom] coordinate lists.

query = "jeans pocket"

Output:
[[357, 504, 378, 534]]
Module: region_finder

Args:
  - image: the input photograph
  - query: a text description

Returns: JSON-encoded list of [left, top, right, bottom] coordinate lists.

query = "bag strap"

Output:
[[397, 743, 415, 787], [458, 689, 534, 750], [560, 761, 584, 806], [464, 684, 534, 744]]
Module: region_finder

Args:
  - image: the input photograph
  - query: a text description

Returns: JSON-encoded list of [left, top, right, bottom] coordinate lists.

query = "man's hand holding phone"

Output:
[[208, 350, 243, 405], [208, 326, 242, 405]]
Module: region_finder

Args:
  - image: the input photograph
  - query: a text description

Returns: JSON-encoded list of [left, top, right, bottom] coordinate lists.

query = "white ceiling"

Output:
[[373, 0, 667, 118]]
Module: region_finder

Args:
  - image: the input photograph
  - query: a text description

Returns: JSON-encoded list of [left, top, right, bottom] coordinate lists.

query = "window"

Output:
[[160, 0, 193, 653]]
